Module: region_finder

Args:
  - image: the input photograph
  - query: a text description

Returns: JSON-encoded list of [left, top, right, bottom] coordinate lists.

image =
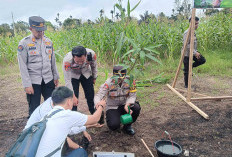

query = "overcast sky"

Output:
[[0, 0, 193, 25]]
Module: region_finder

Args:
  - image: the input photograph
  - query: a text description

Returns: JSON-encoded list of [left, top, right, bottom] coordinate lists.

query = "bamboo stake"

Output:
[[191, 96, 232, 101], [141, 139, 155, 157], [172, 24, 191, 88], [187, 8, 196, 102], [167, 84, 209, 119]]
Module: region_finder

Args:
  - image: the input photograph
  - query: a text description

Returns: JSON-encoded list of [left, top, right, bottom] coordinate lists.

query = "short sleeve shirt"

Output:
[[35, 106, 88, 157], [24, 97, 53, 129]]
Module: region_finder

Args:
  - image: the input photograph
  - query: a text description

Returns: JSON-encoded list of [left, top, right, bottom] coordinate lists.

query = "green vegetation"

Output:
[[1, 12, 231, 64], [0, 1, 231, 108]]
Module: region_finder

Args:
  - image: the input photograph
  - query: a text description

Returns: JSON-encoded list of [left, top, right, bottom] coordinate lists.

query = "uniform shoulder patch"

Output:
[[64, 62, 71, 71], [93, 53, 97, 60], [103, 83, 109, 89], [18, 45, 24, 52]]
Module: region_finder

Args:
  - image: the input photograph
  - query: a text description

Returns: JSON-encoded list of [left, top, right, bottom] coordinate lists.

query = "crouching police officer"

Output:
[[94, 65, 141, 135], [63, 46, 97, 114], [17, 16, 59, 117]]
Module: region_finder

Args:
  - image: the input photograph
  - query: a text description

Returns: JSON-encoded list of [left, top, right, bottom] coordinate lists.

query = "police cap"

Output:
[[113, 65, 127, 75], [29, 16, 46, 31]]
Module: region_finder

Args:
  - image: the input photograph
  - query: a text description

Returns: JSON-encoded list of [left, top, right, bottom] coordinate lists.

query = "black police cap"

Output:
[[113, 65, 127, 74], [29, 16, 46, 31]]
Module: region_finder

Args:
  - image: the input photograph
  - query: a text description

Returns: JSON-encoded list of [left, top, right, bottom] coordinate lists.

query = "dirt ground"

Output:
[[0, 72, 231, 157]]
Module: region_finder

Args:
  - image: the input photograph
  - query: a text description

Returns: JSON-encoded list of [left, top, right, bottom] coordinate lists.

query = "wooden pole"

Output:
[[191, 96, 232, 101], [167, 84, 209, 119], [172, 25, 191, 88], [187, 8, 196, 102], [141, 139, 155, 157]]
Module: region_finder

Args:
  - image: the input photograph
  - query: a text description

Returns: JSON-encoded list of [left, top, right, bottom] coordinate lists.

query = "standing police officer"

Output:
[[63, 46, 97, 114], [17, 16, 59, 117], [94, 65, 141, 135], [182, 17, 206, 88]]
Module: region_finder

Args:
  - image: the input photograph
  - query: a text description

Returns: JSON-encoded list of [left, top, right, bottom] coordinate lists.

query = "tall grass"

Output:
[[0, 12, 231, 67], [0, 34, 26, 63], [197, 12, 232, 51]]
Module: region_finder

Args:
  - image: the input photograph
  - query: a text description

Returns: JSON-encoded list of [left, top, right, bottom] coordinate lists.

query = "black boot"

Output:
[[123, 124, 135, 135]]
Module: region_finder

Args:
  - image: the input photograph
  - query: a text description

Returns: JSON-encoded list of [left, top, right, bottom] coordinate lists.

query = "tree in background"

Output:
[[205, 9, 219, 16], [171, 0, 191, 21], [0, 23, 13, 37], [76, 19, 82, 26], [100, 9, 104, 18], [139, 10, 151, 24], [63, 17, 77, 29], [87, 19, 93, 25], [13, 21, 29, 34], [45, 21, 55, 31], [221, 8, 232, 14], [110, 10, 114, 21], [55, 13, 62, 27], [116, 12, 120, 20], [157, 12, 166, 21]]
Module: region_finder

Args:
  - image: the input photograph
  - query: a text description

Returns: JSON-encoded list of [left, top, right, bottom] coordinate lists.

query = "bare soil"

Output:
[[0, 73, 231, 157]]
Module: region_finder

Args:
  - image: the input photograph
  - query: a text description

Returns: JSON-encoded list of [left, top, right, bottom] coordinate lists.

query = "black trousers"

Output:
[[183, 55, 206, 86], [27, 79, 55, 117], [71, 75, 95, 114], [106, 102, 141, 131]]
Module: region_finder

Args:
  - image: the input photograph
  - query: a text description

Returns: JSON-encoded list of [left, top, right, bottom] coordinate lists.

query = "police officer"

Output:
[[183, 17, 206, 88], [94, 65, 141, 135], [63, 46, 97, 114], [17, 16, 59, 117]]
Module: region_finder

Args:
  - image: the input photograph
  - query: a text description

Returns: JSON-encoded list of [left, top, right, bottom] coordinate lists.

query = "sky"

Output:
[[0, 0, 190, 25]]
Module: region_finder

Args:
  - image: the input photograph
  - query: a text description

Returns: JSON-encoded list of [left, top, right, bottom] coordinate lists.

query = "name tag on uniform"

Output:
[[46, 46, 52, 49], [29, 51, 37, 55], [28, 43, 35, 47], [45, 42, 51, 45], [48, 49, 52, 54], [29, 47, 36, 50]]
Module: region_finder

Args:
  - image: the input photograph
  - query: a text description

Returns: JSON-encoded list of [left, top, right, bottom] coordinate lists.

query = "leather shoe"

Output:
[[123, 125, 135, 135]]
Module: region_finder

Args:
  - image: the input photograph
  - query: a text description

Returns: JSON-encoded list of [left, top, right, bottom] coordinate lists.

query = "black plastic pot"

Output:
[[154, 140, 182, 157]]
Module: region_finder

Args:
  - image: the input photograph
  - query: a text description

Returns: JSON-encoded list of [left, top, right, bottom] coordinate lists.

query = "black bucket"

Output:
[[155, 140, 182, 157]]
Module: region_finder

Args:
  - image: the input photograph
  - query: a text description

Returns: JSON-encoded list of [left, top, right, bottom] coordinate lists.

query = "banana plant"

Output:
[[121, 34, 162, 74]]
